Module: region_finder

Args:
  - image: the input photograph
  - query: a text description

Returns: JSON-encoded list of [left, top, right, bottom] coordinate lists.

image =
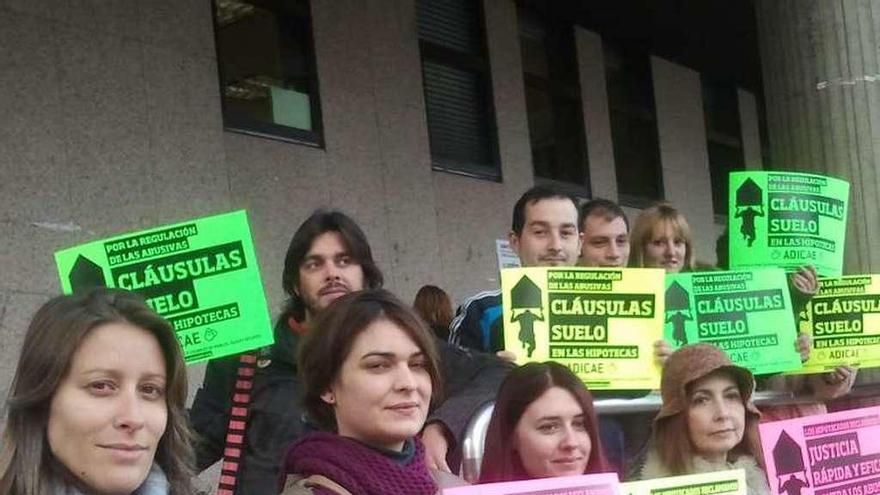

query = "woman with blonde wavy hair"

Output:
[[629, 202, 695, 273], [0, 288, 195, 495]]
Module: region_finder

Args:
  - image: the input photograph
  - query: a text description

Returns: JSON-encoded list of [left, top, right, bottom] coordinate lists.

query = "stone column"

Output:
[[756, 0, 880, 273], [737, 89, 764, 171]]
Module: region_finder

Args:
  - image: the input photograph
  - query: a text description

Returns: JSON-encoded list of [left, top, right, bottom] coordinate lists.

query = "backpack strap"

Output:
[[215, 352, 259, 495]]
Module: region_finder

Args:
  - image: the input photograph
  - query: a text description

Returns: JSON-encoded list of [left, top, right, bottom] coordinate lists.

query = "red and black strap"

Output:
[[216, 352, 258, 495]]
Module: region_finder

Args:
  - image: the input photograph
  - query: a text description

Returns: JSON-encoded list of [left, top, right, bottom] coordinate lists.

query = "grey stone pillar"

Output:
[[756, 0, 880, 273]]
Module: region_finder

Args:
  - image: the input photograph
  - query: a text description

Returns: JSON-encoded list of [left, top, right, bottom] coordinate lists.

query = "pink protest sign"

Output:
[[759, 406, 880, 495], [442, 473, 619, 495]]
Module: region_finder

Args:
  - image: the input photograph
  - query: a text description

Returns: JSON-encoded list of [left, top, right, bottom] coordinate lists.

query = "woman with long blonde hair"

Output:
[[629, 202, 695, 273]]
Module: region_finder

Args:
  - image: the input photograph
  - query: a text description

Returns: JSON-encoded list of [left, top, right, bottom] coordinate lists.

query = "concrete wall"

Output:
[[738, 88, 764, 171]]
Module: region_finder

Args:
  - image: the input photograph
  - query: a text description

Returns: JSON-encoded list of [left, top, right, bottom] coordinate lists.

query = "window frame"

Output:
[[210, 0, 324, 147], [701, 75, 745, 219], [417, 0, 502, 181], [603, 41, 664, 208], [518, 5, 591, 194]]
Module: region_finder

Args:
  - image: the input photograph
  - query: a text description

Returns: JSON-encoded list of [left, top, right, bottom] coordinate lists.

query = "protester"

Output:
[[479, 362, 609, 483], [191, 210, 511, 492], [0, 288, 194, 495], [449, 191, 669, 475], [575, 198, 668, 473], [576, 199, 671, 365], [634, 344, 769, 495], [628, 202, 694, 273], [578, 198, 631, 268], [190, 210, 381, 493], [279, 289, 464, 494], [413, 285, 454, 341], [631, 203, 817, 364], [450, 186, 583, 353]]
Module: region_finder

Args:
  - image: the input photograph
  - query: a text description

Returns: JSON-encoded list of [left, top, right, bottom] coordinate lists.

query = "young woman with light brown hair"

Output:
[[629, 202, 695, 273], [479, 362, 609, 483], [0, 288, 195, 495]]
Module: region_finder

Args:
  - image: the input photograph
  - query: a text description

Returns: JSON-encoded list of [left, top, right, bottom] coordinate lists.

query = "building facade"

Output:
[[0, 0, 768, 407]]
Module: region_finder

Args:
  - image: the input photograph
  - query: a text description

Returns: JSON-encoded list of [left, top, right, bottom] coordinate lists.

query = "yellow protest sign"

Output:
[[797, 275, 880, 373], [500, 267, 664, 390], [622, 470, 746, 495]]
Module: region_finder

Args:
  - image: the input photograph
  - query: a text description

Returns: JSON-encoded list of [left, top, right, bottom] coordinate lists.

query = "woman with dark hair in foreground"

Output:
[[279, 289, 465, 494]]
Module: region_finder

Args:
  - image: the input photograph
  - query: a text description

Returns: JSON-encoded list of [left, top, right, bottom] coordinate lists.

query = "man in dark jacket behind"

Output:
[[189, 209, 512, 494]]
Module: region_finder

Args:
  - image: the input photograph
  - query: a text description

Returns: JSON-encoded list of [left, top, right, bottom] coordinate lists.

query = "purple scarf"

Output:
[[280, 432, 437, 495]]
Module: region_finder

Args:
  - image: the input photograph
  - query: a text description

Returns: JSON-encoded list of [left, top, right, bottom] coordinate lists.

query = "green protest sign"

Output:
[[501, 267, 665, 390], [796, 275, 880, 373], [728, 171, 849, 276], [54, 210, 274, 363], [664, 268, 801, 375], [621, 469, 746, 495]]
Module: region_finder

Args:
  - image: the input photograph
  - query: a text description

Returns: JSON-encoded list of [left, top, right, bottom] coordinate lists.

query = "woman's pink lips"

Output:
[[552, 457, 585, 468], [99, 444, 149, 462], [710, 428, 736, 436], [98, 443, 147, 450], [387, 402, 421, 414]]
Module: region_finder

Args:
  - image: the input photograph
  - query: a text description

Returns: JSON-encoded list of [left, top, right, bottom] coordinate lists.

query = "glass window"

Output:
[[518, 6, 589, 190], [212, 0, 322, 146], [605, 41, 663, 205], [702, 77, 744, 216], [418, 0, 500, 180]]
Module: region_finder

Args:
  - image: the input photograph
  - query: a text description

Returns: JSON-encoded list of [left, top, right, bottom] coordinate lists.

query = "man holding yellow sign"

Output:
[[450, 189, 669, 375], [449, 186, 585, 353]]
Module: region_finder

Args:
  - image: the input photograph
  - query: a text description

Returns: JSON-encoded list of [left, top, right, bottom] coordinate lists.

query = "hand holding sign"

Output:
[[810, 366, 858, 400], [791, 266, 819, 297]]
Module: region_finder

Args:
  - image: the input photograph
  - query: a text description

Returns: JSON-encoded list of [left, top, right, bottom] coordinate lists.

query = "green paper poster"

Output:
[[796, 275, 880, 373], [728, 171, 849, 276], [501, 267, 665, 390], [54, 210, 274, 364], [664, 268, 801, 375]]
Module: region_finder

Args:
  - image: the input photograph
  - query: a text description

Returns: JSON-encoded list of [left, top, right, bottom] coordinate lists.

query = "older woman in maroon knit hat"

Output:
[[634, 344, 770, 495]]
